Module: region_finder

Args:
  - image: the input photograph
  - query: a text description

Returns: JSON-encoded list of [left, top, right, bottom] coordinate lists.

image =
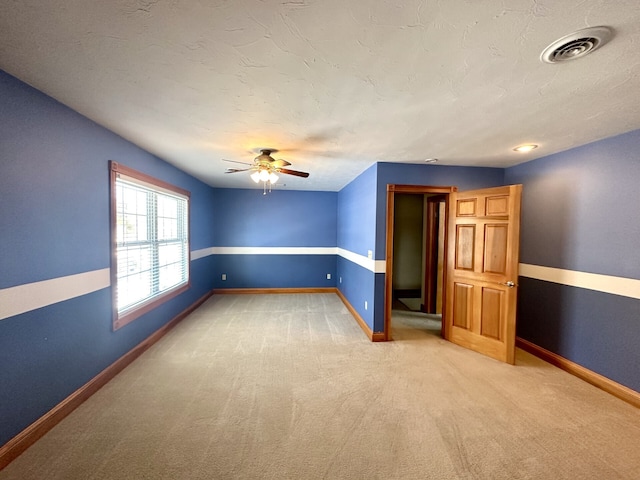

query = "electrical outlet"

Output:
[[364, 301, 368, 310], [326, 273, 331, 280], [221, 273, 227, 281], [339, 276, 342, 283], [367, 250, 373, 259]]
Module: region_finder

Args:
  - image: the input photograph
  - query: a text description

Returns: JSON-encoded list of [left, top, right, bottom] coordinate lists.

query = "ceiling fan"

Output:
[[223, 149, 309, 194]]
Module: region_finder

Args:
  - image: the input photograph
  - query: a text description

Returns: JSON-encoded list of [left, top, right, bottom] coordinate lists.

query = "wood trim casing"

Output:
[[516, 337, 640, 409], [0, 289, 214, 471], [110, 161, 191, 197], [424, 198, 438, 312], [424, 195, 446, 313], [109, 160, 192, 331], [387, 184, 457, 195], [384, 185, 457, 341], [384, 188, 395, 341]]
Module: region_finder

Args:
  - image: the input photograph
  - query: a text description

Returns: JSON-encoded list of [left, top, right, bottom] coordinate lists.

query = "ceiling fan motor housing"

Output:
[[255, 149, 276, 165]]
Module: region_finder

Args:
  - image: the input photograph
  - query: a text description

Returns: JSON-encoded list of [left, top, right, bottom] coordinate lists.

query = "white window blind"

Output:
[[114, 174, 189, 315]]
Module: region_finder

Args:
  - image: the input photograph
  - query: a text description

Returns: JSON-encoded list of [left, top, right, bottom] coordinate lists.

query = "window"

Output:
[[110, 161, 190, 330]]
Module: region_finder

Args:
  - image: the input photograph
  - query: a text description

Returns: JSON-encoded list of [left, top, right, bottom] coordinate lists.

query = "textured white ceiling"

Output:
[[1, 0, 640, 191]]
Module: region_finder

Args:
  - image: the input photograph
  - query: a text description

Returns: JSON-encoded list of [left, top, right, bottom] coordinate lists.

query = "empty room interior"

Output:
[[1, 1, 639, 479]]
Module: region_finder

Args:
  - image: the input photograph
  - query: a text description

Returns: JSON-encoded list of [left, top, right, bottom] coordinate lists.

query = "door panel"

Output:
[[480, 287, 503, 340], [455, 225, 475, 270], [484, 224, 508, 273], [457, 198, 477, 216], [453, 283, 473, 329], [486, 195, 509, 215], [444, 185, 522, 364]]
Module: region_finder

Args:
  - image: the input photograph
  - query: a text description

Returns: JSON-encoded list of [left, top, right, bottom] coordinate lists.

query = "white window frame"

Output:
[[109, 161, 190, 330]]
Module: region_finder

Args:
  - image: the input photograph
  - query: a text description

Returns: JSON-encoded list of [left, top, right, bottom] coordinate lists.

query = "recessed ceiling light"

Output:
[[513, 144, 538, 153], [424, 158, 438, 163]]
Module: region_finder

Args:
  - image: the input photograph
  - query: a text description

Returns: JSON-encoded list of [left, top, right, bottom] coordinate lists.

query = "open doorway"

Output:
[[384, 185, 456, 341]]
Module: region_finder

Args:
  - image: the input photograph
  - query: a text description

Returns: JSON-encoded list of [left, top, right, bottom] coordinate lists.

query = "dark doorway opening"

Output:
[[384, 185, 456, 341]]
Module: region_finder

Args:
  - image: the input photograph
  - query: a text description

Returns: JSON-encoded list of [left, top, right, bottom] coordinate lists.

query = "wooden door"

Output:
[[444, 185, 522, 364], [423, 195, 445, 314]]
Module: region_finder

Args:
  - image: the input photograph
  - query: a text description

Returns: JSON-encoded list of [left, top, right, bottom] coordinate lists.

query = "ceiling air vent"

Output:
[[540, 26, 613, 64]]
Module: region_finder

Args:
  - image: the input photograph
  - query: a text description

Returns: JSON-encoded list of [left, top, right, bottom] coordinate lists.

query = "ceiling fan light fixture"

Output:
[[259, 169, 270, 182], [222, 149, 309, 194]]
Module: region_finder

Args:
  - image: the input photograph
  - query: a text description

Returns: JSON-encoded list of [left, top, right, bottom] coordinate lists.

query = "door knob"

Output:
[[502, 281, 516, 288]]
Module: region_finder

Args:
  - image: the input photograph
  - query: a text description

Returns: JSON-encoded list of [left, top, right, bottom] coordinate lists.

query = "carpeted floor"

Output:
[[2, 293, 639, 479], [397, 297, 422, 312]]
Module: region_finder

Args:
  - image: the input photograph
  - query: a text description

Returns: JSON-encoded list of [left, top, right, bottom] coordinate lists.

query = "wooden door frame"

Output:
[[384, 185, 457, 341], [423, 194, 446, 314]]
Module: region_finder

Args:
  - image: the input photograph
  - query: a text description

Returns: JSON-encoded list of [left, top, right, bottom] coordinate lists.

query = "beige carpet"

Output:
[[397, 297, 422, 312], [2, 293, 639, 480]]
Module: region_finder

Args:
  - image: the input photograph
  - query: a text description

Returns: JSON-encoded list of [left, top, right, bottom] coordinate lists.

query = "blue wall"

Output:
[[337, 165, 378, 258], [336, 165, 379, 330], [375, 162, 505, 259], [210, 188, 337, 289], [0, 70, 216, 446], [506, 132, 640, 278], [213, 254, 336, 289], [505, 129, 640, 392], [336, 162, 506, 332], [213, 188, 337, 248]]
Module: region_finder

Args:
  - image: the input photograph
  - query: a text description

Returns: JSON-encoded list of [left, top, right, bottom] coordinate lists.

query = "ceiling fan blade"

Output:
[[222, 158, 253, 166], [225, 168, 252, 173], [272, 159, 292, 167], [278, 168, 309, 178]]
